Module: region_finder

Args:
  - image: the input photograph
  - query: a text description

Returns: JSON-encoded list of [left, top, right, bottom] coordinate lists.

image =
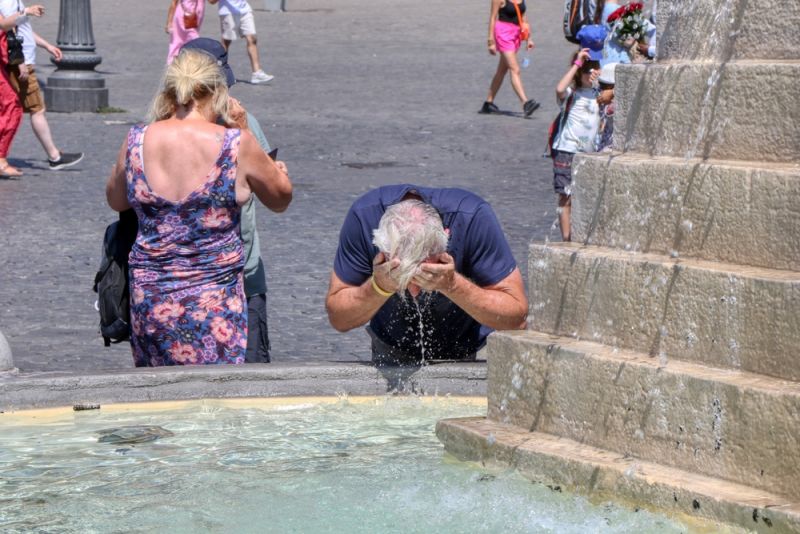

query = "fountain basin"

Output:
[[0, 396, 697, 533]]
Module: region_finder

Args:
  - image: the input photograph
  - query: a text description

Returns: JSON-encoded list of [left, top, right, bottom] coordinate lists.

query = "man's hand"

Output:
[[47, 45, 62, 61], [413, 253, 456, 293], [372, 252, 401, 295], [227, 97, 249, 130], [17, 64, 28, 81]]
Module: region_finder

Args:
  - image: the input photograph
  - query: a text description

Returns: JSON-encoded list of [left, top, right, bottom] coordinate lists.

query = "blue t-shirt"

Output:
[[333, 185, 517, 359]]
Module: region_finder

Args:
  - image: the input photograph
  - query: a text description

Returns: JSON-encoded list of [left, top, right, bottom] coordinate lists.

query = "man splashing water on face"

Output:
[[326, 185, 528, 365]]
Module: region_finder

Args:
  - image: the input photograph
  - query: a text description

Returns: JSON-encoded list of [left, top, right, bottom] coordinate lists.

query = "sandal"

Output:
[[0, 161, 23, 177]]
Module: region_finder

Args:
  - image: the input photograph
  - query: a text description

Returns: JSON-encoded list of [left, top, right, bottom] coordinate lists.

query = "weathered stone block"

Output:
[[613, 62, 800, 163], [658, 0, 800, 61], [571, 153, 800, 271], [438, 417, 800, 533], [528, 243, 800, 380], [485, 331, 800, 498]]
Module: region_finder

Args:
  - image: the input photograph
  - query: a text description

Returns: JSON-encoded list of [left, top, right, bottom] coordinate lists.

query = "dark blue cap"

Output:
[[181, 37, 236, 87], [576, 24, 608, 61]]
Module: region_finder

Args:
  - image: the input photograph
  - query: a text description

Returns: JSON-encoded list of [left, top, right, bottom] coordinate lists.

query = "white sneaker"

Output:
[[250, 70, 274, 84]]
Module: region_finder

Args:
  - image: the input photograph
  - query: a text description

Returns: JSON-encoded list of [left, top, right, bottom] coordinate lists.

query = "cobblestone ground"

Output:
[[0, 0, 572, 372]]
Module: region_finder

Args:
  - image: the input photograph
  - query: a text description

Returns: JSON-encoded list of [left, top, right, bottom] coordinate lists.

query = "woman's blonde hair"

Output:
[[148, 49, 229, 123]]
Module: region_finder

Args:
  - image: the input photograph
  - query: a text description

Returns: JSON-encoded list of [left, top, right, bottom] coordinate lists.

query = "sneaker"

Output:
[[480, 101, 500, 114], [48, 152, 84, 170], [523, 99, 540, 117], [250, 70, 274, 85]]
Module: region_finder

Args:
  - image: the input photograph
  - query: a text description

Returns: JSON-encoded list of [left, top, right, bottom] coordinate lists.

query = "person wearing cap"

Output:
[[551, 37, 603, 242], [182, 37, 277, 363], [326, 185, 527, 366], [480, 0, 540, 117], [208, 0, 273, 85], [105, 48, 292, 367]]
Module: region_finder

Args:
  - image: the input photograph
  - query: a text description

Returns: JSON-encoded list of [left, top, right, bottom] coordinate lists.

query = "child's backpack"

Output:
[[544, 92, 577, 158], [563, 0, 605, 44], [93, 209, 138, 346]]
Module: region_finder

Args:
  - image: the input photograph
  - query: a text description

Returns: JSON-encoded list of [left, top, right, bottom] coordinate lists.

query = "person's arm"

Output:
[[0, 4, 43, 31], [33, 32, 61, 61], [557, 48, 589, 100], [523, 12, 534, 50], [237, 130, 292, 212], [165, 0, 178, 33], [413, 257, 527, 330], [105, 139, 131, 212], [326, 252, 402, 332], [487, 0, 501, 55]]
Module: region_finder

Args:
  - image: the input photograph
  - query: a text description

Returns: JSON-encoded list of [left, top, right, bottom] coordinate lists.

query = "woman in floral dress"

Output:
[[105, 49, 292, 367]]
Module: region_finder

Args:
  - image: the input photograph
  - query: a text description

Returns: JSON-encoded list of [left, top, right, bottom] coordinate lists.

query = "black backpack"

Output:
[[563, 0, 605, 44], [93, 209, 138, 346]]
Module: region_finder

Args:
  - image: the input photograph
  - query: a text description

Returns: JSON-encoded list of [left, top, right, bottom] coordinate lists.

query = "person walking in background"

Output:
[[182, 37, 274, 363], [0, 0, 83, 170], [208, 0, 274, 85], [104, 49, 292, 367], [551, 45, 602, 242], [481, 0, 539, 117], [165, 0, 205, 64], [0, 6, 41, 177]]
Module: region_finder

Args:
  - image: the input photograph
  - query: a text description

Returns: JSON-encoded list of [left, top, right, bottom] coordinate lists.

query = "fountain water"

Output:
[[438, 0, 800, 530]]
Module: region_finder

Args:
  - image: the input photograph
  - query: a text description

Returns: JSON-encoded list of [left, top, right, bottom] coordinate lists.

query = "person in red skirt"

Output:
[[0, 7, 40, 177]]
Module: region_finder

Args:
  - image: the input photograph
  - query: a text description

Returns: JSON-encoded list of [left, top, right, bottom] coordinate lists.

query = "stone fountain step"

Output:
[[483, 330, 800, 498], [528, 242, 800, 380], [614, 61, 800, 163], [570, 152, 800, 271], [658, 0, 799, 62], [436, 416, 800, 533]]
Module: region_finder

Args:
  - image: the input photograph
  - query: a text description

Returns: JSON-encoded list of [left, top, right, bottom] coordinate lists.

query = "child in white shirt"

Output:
[[552, 48, 601, 241]]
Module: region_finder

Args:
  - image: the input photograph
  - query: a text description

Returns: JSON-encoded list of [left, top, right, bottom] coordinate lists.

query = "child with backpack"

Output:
[[550, 45, 602, 242]]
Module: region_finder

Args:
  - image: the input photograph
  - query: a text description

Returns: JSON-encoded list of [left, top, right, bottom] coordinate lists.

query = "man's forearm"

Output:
[[441, 274, 527, 330], [326, 280, 390, 332]]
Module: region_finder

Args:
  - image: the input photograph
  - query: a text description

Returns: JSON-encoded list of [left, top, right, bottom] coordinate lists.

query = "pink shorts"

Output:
[[494, 20, 521, 53]]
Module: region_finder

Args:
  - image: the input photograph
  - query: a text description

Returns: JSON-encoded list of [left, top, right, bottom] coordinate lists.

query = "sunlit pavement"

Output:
[[0, 0, 572, 372]]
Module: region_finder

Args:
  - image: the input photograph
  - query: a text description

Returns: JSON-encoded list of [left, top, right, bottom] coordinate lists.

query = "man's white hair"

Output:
[[372, 200, 449, 292]]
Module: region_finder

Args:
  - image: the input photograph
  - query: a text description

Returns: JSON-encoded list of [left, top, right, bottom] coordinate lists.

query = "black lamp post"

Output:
[[43, 0, 108, 112]]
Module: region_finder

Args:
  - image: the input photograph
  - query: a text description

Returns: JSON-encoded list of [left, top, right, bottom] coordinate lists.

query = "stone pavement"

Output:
[[0, 0, 572, 372]]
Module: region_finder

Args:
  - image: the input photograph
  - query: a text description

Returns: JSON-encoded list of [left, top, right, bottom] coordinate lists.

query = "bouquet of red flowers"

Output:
[[607, 2, 646, 43]]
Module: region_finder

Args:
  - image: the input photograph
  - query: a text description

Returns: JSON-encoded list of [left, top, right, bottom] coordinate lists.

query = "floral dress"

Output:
[[125, 124, 247, 367]]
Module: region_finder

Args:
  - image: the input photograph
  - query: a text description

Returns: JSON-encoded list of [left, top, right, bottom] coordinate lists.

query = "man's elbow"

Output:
[[325, 301, 356, 333]]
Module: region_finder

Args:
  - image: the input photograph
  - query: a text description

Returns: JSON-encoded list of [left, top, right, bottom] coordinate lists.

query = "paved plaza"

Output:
[[0, 0, 572, 372]]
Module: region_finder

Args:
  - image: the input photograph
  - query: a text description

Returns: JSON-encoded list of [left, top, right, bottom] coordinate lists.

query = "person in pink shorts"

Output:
[[481, 0, 539, 117]]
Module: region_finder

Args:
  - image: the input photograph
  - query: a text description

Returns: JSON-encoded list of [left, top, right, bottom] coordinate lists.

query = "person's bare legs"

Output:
[[221, 39, 232, 52], [486, 56, 509, 103], [30, 110, 60, 161], [500, 51, 529, 106], [244, 34, 261, 73], [558, 194, 572, 241]]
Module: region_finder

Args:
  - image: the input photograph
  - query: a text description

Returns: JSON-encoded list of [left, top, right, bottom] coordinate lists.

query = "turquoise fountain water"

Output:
[[0, 397, 694, 533]]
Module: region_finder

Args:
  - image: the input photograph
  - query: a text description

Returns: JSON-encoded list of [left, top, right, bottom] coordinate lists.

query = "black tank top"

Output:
[[497, 0, 526, 25]]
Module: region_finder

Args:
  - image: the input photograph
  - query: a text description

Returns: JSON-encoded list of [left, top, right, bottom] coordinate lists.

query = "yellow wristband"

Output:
[[370, 276, 394, 298]]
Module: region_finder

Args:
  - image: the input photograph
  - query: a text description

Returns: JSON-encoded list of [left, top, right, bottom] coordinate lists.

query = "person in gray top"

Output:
[[181, 37, 276, 363]]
